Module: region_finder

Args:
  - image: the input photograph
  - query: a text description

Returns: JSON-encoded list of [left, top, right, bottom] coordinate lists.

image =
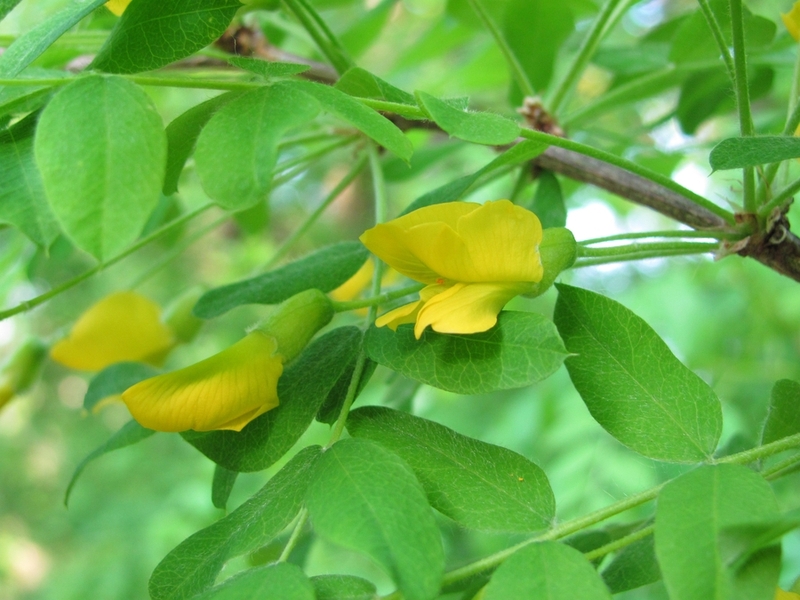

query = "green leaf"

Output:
[[502, 0, 574, 92], [483, 542, 612, 599], [601, 535, 660, 593], [347, 406, 555, 532], [311, 575, 378, 600], [762, 379, 800, 445], [402, 139, 548, 214], [655, 464, 781, 600], [719, 510, 800, 573], [149, 446, 321, 600], [340, 0, 396, 57], [0, 0, 22, 22], [64, 420, 155, 506], [193, 241, 369, 319], [554, 284, 722, 463], [415, 91, 520, 145], [194, 85, 320, 210], [364, 311, 568, 394], [35, 75, 167, 261], [182, 327, 361, 471], [227, 56, 311, 77], [0, 115, 60, 247], [163, 91, 246, 195], [211, 464, 238, 510], [305, 438, 444, 600], [90, 0, 241, 74], [83, 362, 160, 411], [528, 171, 566, 228], [192, 562, 315, 600], [335, 67, 416, 105], [287, 80, 413, 160], [710, 136, 800, 171], [0, 0, 106, 78]]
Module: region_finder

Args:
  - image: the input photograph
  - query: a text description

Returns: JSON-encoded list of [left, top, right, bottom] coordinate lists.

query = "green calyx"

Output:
[[163, 287, 206, 344], [257, 289, 334, 362], [525, 227, 577, 298]]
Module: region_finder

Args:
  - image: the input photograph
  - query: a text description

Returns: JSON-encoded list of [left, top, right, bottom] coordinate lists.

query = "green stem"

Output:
[[442, 432, 800, 587], [265, 153, 367, 270], [548, 0, 630, 114], [295, 0, 353, 67], [696, 0, 736, 81], [326, 348, 368, 446], [465, 0, 535, 97], [331, 283, 425, 313], [578, 241, 719, 259], [281, 0, 351, 74], [518, 128, 736, 225], [574, 247, 717, 268], [355, 97, 427, 120], [758, 175, 800, 217], [274, 135, 359, 173], [729, 0, 756, 213], [0, 204, 213, 322], [278, 508, 309, 562], [583, 524, 655, 563], [580, 230, 741, 245], [763, 452, 800, 480]]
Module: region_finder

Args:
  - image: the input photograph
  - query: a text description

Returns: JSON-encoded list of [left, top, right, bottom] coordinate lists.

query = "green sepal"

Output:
[[257, 289, 334, 363], [524, 227, 576, 298]]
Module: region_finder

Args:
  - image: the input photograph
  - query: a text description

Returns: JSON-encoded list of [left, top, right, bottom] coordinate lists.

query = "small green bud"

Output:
[[163, 287, 206, 344], [258, 289, 334, 362], [526, 227, 577, 298], [0, 338, 47, 409]]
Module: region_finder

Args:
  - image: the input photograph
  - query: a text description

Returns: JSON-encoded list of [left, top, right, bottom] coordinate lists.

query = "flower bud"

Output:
[[524, 227, 577, 298], [0, 338, 47, 410], [257, 288, 334, 363]]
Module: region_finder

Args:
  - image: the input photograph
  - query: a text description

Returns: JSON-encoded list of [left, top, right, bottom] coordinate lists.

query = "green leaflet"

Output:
[[554, 284, 722, 463], [83, 362, 160, 411], [149, 446, 320, 600], [193, 241, 369, 319], [306, 438, 444, 600], [528, 171, 566, 229], [601, 534, 660, 593], [340, 0, 396, 57], [163, 91, 246, 195], [0, 114, 60, 248], [709, 136, 800, 171], [0, 0, 22, 22], [364, 311, 568, 394], [210, 464, 238, 510], [347, 406, 555, 532], [191, 552, 315, 600], [34, 75, 167, 261], [182, 327, 361, 471], [64, 420, 156, 506], [483, 542, 612, 599], [286, 80, 413, 160], [335, 66, 416, 106], [311, 575, 378, 600], [0, 0, 106, 77], [403, 139, 548, 214], [415, 91, 520, 145], [194, 85, 320, 210], [90, 0, 241, 74], [227, 56, 311, 78], [501, 0, 574, 93], [761, 379, 800, 445], [655, 464, 781, 600]]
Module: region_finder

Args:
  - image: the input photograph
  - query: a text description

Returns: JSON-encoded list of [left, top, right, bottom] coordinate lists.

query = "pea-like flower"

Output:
[[105, 0, 131, 16], [783, 2, 800, 41], [121, 289, 333, 432], [50, 291, 176, 371], [360, 200, 544, 338]]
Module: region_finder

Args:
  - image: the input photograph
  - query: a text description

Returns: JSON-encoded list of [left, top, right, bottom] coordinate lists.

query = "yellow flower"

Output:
[[50, 291, 175, 371], [105, 0, 131, 16], [122, 331, 283, 432], [330, 258, 375, 303], [777, 589, 800, 600], [783, 2, 800, 41], [360, 200, 543, 338], [121, 289, 334, 432]]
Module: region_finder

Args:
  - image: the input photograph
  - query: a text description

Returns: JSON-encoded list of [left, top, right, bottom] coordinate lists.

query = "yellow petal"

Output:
[[375, 300, 422, 330], [330, 258, 374, 302], [776, 589, 800, 600], [50, 292, 175, 371], [404, 200, 542, 283], [105, 0, 131, 15], [121, 331, 283, 432], [360, 202, 479, 283], [783, 2, 800, 42], [414, 281, 529, 338]]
